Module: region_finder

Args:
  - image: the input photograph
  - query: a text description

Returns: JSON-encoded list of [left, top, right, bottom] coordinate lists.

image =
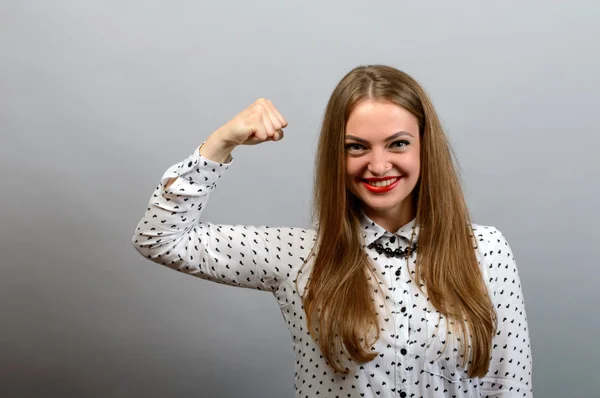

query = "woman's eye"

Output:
[[391, 140, 409, 148], [345, 143, 364, 151]]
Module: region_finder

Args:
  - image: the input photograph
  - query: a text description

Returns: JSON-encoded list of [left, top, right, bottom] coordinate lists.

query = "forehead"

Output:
[[345, 100, 419, 140]]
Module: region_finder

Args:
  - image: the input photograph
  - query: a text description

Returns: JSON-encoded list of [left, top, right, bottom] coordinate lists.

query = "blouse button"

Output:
[[400, 348, 407, 355], [395, 269, 401, 276], [390, 236, 396, 243], [401, 306, 406, 313], [400, 391, 407, 398]]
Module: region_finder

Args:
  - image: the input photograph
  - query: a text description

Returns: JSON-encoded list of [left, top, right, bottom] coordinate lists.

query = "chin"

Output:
[[362, 199, 403, 212], [354, 188, 414, 212], [354, 192, 399, 207]]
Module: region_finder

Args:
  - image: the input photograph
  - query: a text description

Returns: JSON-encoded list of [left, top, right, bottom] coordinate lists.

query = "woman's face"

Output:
[[345, 100, 421, 224]]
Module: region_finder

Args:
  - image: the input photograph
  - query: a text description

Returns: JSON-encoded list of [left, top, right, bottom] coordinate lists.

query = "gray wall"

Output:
[[1, 1, 598, 397]]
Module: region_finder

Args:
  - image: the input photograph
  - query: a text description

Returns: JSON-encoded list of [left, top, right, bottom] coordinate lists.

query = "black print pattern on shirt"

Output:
[[132, 145, 533, 398]]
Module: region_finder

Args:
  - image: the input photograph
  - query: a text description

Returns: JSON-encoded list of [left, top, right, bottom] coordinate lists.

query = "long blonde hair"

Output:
[[298, 64, 496, 378]]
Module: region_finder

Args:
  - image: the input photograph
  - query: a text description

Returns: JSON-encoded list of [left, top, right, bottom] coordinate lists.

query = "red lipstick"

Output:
[[361, 177, 401, 193]]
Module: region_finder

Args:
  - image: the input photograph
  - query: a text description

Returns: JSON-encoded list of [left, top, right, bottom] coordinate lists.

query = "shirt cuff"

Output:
[[160, 142, 233, 190]]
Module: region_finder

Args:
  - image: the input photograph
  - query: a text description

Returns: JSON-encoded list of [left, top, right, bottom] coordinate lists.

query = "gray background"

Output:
[[1, 1, 598, 397]]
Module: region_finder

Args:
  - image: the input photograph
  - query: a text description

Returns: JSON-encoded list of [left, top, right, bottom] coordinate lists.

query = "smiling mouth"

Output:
[[362, 177, 401, 187]]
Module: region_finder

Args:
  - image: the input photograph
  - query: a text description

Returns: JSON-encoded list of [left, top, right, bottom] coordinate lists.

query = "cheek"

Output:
[[345, 158, 362, 179], [410, 158, 421, 176], [403, 153, 421, 176], [345, 159, 365, 194]]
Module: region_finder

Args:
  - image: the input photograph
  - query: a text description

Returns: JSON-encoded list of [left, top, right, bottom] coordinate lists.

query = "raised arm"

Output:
[[131, 99, 313, 292]]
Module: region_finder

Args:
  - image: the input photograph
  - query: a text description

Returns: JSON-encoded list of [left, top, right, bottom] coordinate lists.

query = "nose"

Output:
[[367, 149, 390, 176]]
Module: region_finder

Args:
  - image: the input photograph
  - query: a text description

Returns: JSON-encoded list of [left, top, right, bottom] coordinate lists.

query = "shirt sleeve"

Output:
[[477, 227, 533, 397], [131, 144, 311, 293]]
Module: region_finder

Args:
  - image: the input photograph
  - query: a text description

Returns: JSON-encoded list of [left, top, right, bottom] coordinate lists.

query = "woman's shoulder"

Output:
[[470, 222, 514, 258], [470, 222, 521, 287], [470, 222, 506, 244]]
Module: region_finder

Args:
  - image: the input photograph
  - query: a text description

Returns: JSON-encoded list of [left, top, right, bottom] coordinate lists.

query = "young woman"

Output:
[[132, 64, 532, 397]]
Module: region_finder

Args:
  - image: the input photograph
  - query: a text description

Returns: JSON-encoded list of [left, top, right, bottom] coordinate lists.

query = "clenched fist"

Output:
[[217, 98, 288, 146], [197, 98, 288, 164]]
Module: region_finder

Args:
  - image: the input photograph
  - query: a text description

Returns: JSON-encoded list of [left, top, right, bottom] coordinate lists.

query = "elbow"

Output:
[[131, 230, 181, 270], [131, 228, 161, 261], [131, 231, 150, 259]]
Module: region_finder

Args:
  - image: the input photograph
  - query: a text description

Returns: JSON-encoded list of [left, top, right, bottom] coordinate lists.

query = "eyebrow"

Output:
[[345, 131, 413, 143]]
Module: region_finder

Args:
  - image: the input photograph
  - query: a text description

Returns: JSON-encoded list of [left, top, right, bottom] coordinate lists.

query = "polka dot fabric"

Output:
[[133, 145, 533, 397]]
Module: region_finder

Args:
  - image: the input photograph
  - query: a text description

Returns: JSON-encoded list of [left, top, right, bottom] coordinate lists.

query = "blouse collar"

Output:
[[359, 212, 421, 247]]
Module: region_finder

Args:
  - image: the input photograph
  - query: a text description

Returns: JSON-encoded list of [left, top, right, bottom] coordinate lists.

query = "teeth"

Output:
[[367, 177, 399, 187]]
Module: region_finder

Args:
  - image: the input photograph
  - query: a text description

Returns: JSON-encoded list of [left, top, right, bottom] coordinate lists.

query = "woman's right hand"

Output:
[[215, 98, 288, 147], [194, 98, 288, 165]]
